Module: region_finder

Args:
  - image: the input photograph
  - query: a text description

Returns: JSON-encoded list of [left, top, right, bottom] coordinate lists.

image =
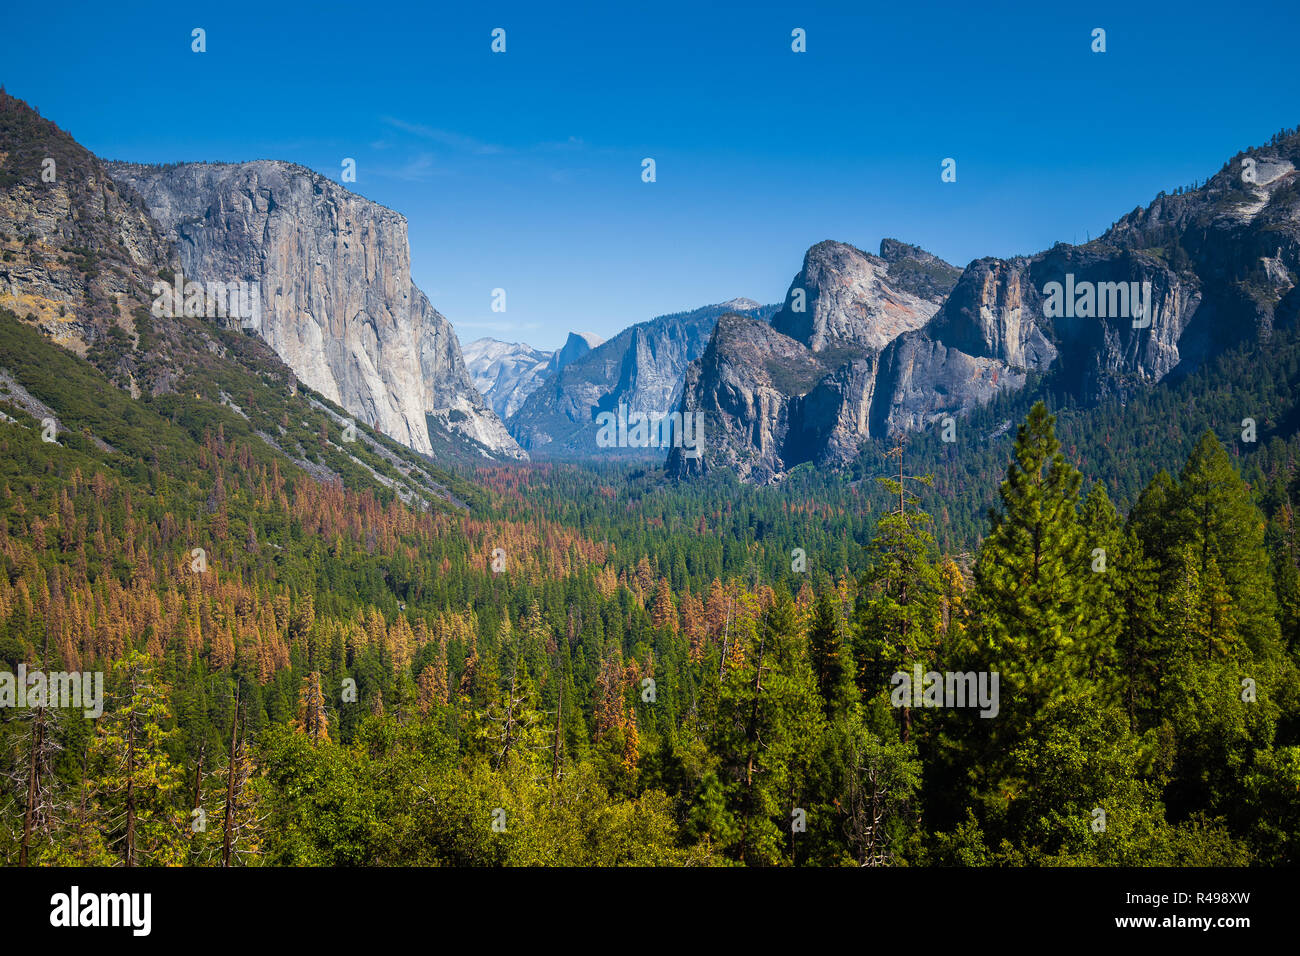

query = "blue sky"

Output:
[[4, 1, 1299, 349]]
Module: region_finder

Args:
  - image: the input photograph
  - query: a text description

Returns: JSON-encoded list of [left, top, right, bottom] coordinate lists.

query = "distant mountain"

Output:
[[672, 130, 1300, 483], [104, 159, 524, 462], [464, 331, 601, 420], [668, 239, 959, 482], [549, 330, 603, 372], [508, 299, 778, 459], [463, 338, 550, 420]]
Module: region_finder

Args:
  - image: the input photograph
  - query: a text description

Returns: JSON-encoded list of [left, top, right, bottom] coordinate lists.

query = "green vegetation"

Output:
[[0, 293, 1295, 864]]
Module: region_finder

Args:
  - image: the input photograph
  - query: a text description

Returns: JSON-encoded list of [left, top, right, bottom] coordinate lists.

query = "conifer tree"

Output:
[[1078, 482, 1122, 694], [1172, 432, 1283, 660], [707, 588, 823, 865], [973, 403, 1096, 719], [855, 447, 941, 740], [91, 651, 187, 866], [292, 671, 330, 743], [808, 590, 857, 719]]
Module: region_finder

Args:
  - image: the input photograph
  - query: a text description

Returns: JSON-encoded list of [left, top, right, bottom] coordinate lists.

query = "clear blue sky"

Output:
[[4, 1, 1299, 349]]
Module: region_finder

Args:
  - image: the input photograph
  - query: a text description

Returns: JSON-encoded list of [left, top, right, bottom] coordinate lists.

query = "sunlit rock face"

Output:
[[107, 159, 524, 460]]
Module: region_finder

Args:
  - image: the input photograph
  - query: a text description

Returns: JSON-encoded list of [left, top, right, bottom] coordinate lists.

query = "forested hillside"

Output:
[[2, 295, 1296, 865]]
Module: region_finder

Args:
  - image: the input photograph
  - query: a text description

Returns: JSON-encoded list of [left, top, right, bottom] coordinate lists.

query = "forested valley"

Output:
[[1, 304, 1297, 868]]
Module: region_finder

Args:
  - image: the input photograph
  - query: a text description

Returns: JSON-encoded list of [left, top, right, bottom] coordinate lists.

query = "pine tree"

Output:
[[91, 651, 187, 866], [854, 445, 941, 741], [651, 579, 677, 633], [292, 671, 330, 743], [1172, 432, 1282, 660], [706, 588, 823, 865], [840, 714, 920, 866], [973, 403, 1096, 719], [1078, 482, 1122, 694], [808, 590, 857, 719]]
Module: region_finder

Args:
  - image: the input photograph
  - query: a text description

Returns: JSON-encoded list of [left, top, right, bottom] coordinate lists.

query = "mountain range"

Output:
[[669, 136, 1300, 482], [4, 87, 1300, 491], [463, 331, 602, 420], [506, 298, 778, 459]]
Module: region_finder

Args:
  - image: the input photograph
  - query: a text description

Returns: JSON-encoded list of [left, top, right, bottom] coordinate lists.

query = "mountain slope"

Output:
[[508, 299, 777, 459], [0, 91, 178, 391], [673, 130, 1300, 483], [670, 240, 960, 481], [871, 133, 1300, 435], [464, 330, 600, 420], [103, 159, 524, 462], [0, 90, 477, 508]]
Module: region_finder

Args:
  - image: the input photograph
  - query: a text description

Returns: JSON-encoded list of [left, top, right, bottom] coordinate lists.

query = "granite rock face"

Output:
[[670, 241, 962, 483], [672, 136, 1300, 486], [0, 92, 177, 385], [105, 160, 524, 460], [464, 331, 601, 420], [549, 330, 602, 373], [771, 240, 954, 352], [508, 299, 777, 459], [669, 313, 829, 483]]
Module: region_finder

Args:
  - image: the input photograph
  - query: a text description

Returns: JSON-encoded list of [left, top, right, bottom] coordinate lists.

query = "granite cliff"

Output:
[[508, 299, 776, 459], [672, 135, 1300, 484], [105, 160, 523, 460], [464, 331, 601, 420]]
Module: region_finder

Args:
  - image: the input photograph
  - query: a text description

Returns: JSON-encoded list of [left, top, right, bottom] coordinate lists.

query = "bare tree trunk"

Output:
[[222, 688, 240, 867], [20, 706, 42, 866], [551, 681, 563, 786], [192, 742, 205, 812], [20, 631, 50, 866], [125, 703, 136, 867]]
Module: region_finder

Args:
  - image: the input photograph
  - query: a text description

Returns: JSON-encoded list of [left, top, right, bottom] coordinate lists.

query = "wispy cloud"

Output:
[[380, 116, 505, 155], [371, 151, 444, 182], [536, 136, 587, 152]]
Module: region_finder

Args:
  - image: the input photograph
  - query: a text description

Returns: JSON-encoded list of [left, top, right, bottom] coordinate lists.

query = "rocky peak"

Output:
[[549, 330, 602, 372], [0, 91, 197, 397], [878, 237, 965, 301], [770, 239, 954, 353], [717, 296, 761, 312], [508, 300, 777, 459]]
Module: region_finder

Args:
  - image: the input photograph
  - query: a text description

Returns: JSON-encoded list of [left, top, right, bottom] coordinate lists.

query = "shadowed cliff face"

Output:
[[464, 331, 601, 420], [0, 92, 179, 392], [673, 137, 1300, 483], [508, 300, 776, 460], [668, 313, 829, 484], [104, 160, 524, 461]]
